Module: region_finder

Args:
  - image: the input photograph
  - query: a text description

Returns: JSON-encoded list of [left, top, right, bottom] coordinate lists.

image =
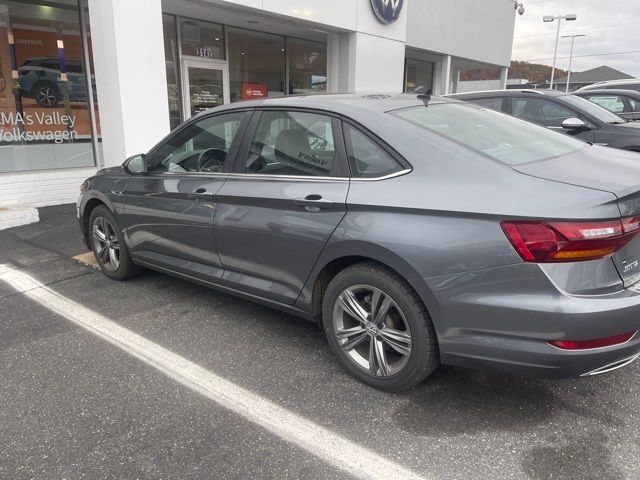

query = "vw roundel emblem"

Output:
[[370, 0, 404, 24]]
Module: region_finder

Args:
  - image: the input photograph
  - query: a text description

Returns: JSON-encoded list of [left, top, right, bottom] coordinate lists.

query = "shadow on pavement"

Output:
[[396, 366, 625, 436]]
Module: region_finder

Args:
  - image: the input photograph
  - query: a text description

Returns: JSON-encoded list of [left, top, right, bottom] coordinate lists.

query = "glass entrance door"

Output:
[[181, 58, 230, 119]]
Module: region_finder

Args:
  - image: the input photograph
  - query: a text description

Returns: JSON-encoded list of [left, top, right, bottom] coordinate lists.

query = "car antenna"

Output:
[[414, 86, 432, 105]]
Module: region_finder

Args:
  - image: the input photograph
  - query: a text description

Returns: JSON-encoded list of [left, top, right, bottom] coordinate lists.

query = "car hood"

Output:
[[96, 166, 125, 176], [612, 121, 640, 133], [512, 145, 640, 201]]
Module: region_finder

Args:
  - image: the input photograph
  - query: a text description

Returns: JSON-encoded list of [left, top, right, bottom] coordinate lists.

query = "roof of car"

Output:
[[209, 93, 456, 117], [448, 89, 565, 98], [573, 88, 640, 97], [579, 79, 640, 90]]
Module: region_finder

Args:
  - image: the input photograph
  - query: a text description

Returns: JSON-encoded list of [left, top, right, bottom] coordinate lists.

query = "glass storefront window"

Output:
[[0, 0, 98, 172], [228, 27, 284, 103], [163, 14, 181, 130], [404, 58, 434, 93], [287, 38, 326, 94], [180, 18, 224, 60]]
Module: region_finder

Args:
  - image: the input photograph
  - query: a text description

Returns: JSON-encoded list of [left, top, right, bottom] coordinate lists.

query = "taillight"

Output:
[[549, 332, 636, 350], [501, 217, 640, 263]]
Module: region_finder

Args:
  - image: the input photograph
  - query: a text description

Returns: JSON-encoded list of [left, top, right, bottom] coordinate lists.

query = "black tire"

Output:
[[32, 81, 60, 107], [322, 263, 439, 392], [89, 205, 141, 281]]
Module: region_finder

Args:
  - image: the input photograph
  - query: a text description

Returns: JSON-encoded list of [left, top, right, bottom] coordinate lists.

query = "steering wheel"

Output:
[[196, 148, 227, 172]]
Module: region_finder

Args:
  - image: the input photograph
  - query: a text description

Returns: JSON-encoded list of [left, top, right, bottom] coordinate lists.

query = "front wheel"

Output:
[[323, 263, 439, 392], [89, 206, 141, 281]]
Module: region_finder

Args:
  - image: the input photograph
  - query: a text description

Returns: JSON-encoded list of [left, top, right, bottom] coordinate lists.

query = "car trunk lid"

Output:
[[512, 145, 640, 286]]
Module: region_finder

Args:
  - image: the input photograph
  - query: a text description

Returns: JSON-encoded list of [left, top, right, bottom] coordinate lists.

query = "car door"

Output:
[[122, 110, 250, 280], [510, 97, 596, 142], [214, 109, 350, 304]]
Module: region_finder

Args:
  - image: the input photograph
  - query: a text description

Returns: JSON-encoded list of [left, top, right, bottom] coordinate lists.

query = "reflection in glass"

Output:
[[187, 67, 223, 116], [180, 19, 224, 60], [404, 58, 434, 93], [228, 27, 284, 103], [0, 0, 97, 172], [287, 38, 327, 94], [163, 14, 181, 129]]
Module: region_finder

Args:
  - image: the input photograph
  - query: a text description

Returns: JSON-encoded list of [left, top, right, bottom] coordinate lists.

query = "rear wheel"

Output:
[[89, 206, 141, 280], [322, 263, 439, 392]]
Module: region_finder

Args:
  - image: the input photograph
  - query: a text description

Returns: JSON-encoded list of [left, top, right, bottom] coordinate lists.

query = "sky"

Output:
[[511, 0, 640, 78]]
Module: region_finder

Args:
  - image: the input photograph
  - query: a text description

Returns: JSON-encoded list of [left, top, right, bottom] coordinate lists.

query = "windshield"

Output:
[[390, 103, 588, 165], [562, 94, 627, 124]]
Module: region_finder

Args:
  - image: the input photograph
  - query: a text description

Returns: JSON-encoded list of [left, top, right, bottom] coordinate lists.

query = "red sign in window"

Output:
[[242, 82, 268, 100]]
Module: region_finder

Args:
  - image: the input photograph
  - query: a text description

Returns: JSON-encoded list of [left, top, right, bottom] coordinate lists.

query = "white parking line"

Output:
[[0, 264, 430, 480]]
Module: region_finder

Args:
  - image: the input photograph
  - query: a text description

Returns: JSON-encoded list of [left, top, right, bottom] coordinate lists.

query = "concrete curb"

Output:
[[0, 205, 40, 231]]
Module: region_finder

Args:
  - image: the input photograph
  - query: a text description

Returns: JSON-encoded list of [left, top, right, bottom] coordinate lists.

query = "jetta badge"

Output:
[[370, 0, 404, 24]]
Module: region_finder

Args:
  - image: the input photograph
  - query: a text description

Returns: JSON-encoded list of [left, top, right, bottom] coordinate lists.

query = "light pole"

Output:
[[543, 13, 577, 89], [562, 34, 586, 92]]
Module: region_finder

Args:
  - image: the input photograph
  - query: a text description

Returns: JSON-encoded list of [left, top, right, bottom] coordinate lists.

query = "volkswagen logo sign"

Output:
[[370, 0, 404, 24]]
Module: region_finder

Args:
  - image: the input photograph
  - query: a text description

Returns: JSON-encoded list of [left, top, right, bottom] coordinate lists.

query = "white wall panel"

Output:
[[260, 0, 357, 30], [355, 0, 407, 41], [406, 0, 515, 66], [353, 33, 405, 92], [89, 0, 170, 167]]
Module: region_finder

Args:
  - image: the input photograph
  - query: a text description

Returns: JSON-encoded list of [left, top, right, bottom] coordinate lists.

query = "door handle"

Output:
[[188, 187, 215, 198], [293, 194, 333, 211]]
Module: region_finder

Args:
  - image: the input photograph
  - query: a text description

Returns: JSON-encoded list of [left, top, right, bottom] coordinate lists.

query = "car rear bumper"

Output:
[[424, 262, 640, 378]]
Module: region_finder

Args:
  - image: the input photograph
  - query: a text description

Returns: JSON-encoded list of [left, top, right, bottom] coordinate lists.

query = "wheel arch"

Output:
[[298, 240, 443, 332], [80, 193, 116, 249]]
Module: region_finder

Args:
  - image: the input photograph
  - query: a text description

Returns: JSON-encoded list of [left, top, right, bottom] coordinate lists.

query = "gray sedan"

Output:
[[78, 94, 640, 391]]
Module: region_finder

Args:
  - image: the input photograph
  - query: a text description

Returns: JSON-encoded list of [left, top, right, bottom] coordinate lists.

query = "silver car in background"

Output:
[[78, 94, 640, 391]]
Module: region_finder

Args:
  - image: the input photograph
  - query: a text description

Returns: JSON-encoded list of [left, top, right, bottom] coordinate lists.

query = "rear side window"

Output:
[[468, 97, 503, 112], [628, 97, 640, 112], [245, 111, 337, 176], [343, 124, 403, 178]]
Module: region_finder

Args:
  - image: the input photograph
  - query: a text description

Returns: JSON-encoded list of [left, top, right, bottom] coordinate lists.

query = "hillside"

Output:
[[460, 61, 570, 84]]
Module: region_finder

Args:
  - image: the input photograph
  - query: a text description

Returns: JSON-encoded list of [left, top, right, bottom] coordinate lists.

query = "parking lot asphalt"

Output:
[[1, 204, 640, 480]]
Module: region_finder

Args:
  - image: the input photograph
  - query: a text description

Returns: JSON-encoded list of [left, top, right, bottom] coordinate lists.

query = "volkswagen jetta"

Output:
[[78, 94, 640, 391]]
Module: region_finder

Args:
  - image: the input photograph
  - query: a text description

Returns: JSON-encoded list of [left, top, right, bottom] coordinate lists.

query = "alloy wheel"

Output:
[[36, 86, 57, 107], [332, 284, 412, 377], [92, 216, 120, 271]]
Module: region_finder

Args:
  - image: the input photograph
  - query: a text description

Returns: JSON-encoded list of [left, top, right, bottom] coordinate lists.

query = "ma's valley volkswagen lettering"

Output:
[[370, 0, 404, 24]]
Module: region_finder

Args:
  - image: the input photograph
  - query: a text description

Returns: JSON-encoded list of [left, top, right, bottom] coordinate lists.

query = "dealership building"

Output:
[[0, 0, 517, 218]]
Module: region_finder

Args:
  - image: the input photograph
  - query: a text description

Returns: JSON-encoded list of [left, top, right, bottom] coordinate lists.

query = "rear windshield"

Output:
[[390, 103, 587, 165]]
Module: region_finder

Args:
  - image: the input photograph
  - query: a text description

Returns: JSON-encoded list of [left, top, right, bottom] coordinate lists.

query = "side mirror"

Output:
[[123, 154, 148, 175], [562, 117, 589, 130]]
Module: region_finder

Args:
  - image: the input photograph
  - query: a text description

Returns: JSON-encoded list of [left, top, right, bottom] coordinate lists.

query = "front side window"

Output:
[[585, 95, 625, 113], [561, 94, 626, 124], [391, 103, 587, 165], [511, 98, 575, 127], [245, 111, 336, 176], [150, 112, 245, 173], [344, 124, 403, 178]]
